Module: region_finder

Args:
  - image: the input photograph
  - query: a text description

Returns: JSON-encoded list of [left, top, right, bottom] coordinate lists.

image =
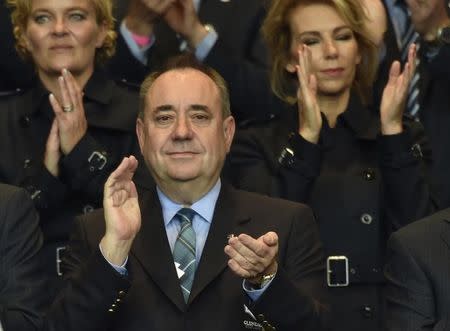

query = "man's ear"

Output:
[[136, 117, 146, 155], [223, 115, 236, 152]]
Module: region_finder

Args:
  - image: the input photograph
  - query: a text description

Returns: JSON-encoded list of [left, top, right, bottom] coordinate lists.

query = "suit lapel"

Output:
[[189, 184, 250, 303], [131, 188, 186, 311]]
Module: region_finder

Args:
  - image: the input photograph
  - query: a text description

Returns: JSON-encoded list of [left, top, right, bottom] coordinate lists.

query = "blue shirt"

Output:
[[157, 180, 220, 265]]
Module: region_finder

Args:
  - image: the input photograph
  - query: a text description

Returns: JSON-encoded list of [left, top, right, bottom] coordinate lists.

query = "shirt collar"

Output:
[[157, 179, 221, 226]]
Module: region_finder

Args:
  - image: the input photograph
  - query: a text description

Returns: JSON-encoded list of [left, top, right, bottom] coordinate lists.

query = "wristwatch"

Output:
[[250, 273, 276, 290], [437, 26, 450, 44]]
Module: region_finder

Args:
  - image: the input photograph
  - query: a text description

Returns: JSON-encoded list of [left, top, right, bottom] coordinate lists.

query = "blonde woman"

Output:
[[229, 0, 433, 330], [0, 0, 146, 297]]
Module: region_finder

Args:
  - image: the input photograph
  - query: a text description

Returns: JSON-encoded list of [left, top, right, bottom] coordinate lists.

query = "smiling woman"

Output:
[[227, 0, 434, 330], [0, 0, 147, 300]]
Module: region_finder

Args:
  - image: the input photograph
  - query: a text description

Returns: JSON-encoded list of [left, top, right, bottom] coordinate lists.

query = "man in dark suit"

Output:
[[106, 0, 284, 123], [384, 208, 450, 330], [44, 56, 327, 331], [0, 183, 47, 331], [404, 0, 450, 208]]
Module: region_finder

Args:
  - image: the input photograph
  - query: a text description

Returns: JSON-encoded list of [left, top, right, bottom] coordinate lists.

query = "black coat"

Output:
[[0, 70, 150, 295], [227, 95, 434, 331]]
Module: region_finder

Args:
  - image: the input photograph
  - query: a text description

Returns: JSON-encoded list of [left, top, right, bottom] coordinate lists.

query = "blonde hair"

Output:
[[262, 0, 378, 105], [7, 0, 116, 64]]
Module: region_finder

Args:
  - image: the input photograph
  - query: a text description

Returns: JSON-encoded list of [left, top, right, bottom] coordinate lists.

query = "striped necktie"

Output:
[[173, 208, 197, 302], [399, 2, 421, 117]]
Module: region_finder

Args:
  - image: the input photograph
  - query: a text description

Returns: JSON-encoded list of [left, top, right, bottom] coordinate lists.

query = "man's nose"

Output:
[[172, 116, 193, 139]]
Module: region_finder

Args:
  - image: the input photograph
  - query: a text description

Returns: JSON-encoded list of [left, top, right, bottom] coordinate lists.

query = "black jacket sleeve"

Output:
[[0, 185, 47, 331]]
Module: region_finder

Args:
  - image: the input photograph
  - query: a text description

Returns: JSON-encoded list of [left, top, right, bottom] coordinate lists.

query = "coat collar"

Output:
[[288, 92, 380, 140], [130, 183, 251, 311], [337, 93, 380, 140], [29, 69, 114, 115], [25, 70, 136, 132]]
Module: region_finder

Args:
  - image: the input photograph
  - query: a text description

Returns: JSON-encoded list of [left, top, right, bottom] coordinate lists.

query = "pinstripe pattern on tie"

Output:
[[401, 9, 421, 117], [173, 208, 196, 302]]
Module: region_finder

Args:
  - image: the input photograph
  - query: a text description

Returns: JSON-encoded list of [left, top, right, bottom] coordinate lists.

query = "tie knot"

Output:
[[176, 208, 196, 225]]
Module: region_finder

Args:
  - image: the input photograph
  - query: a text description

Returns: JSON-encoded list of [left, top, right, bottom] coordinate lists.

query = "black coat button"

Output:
[[363, 168, 376, 181], [360, 213, 373, 225], [362, 305, 373, 318], [20, 115, 31, 128], [82, 204, 94, 214], [23, 159, 32, 169]]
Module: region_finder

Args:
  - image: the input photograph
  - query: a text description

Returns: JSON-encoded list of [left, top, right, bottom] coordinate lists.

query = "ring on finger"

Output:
[[62, 104, 74, 112]]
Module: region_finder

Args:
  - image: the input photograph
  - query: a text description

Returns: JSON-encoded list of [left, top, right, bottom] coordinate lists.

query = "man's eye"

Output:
[[191, 113, 210, 123], [155, 115, 173, 124]]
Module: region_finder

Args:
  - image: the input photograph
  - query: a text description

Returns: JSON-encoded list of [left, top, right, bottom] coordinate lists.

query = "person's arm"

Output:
[[44, 157, 140, 331], [248, 205, 327, 330], [228, 45, 323, 202], [378, 44, 435, 229], [378, 117, 435, 229], [0, 186, 47, 331], [384, 232, 438, 330]]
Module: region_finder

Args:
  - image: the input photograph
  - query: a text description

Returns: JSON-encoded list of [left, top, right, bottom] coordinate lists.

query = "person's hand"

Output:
[[164, 0, 208, 48], [43, 118, 61, 177], [224, 232, 278, 284], [380, 44, 416, 135], [100, 156, 141, 266], [124, 0, 176, 36], [49, 69, 88, 155], [295, 45, 322, 144]]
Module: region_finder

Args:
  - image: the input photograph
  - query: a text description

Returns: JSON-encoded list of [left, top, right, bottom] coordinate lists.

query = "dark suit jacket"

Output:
[[107, 0, 287, 123], [384, 208, 450, 330], [0, 183, 47, 331], [418, 44, 450, 209], [44, 184, 328, 331]]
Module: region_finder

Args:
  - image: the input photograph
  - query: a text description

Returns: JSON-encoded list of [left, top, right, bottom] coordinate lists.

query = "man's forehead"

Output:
[[146, 68, 221, 108], [151, 68, 216, 90]]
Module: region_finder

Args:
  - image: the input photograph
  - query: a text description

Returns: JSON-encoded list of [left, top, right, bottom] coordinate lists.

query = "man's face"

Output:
[[137, 68, 235, 196], [405, 0, 449, 35]]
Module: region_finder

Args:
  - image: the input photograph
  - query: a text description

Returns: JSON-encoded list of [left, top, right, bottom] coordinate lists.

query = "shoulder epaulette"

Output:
[[0, 88, 27, 98], [114, 78, 141, 91]]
